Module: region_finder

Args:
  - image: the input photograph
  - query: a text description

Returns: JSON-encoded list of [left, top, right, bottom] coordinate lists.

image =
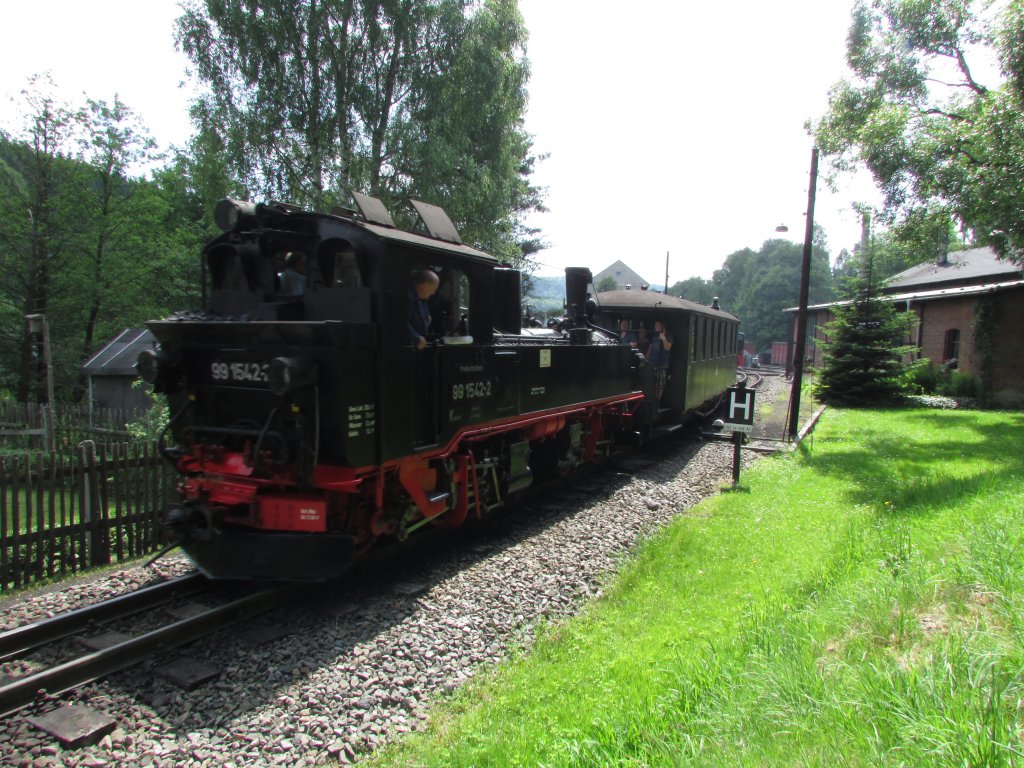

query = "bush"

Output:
[[904, 359, 938, 394], [940, 370, 981, 399]]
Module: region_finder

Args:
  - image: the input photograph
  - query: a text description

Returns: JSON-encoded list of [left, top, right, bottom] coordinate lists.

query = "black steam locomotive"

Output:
[[140, 194, 739, 580]]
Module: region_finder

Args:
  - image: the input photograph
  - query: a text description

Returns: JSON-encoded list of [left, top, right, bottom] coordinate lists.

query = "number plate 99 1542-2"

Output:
[[209, 360, 270, 385]]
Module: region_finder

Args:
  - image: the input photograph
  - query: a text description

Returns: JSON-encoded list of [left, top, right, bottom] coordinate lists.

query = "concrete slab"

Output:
[[26, 704, 116, 749], [157, 658, 221, 690], [75, 631, 131, 652]]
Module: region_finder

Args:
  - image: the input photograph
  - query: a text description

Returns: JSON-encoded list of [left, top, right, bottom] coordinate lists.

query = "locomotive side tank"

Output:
[[141, 195, 739, 581]]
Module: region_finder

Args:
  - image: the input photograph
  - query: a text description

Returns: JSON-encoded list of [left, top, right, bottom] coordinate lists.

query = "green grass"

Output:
[[368, 407, 1024, 767]]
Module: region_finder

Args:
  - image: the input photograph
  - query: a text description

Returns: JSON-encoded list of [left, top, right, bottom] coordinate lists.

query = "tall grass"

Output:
[[369, 407, 1024, 767]]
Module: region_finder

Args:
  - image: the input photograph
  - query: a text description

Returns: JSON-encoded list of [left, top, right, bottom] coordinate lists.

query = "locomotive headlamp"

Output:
[[268, 356, 318, 396], [137, 348, 181, 391], [214, 197, 258, 233]]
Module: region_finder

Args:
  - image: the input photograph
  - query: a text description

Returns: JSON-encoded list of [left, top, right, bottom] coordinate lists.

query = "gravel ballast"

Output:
[[0, 376, 791, 767]]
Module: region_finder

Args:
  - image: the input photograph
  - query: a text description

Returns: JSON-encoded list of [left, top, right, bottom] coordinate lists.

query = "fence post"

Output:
[[78, 440, 109, 567]]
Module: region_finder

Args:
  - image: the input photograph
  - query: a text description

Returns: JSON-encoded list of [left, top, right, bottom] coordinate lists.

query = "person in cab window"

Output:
[[619, 319, 639, 349], [408, 269, 439, 349], [647, 319, 673, 396], [278, 252, 306, 295]]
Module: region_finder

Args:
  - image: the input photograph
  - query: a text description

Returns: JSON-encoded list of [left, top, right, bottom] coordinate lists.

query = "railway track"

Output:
[[0, 575, 298, 717]]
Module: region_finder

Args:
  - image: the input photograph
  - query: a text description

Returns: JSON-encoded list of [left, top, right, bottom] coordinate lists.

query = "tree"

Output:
[[0, 78, 208, 402], [713, 236, 835, 350], [59, 97, 162, 399], [176, 0, 544, 265], [710, 247, 756, 310], [0, 76, 81, 401], [668, 276, 715, 305], [813, 258, 917, 405], [596, 276, 618, 293], [812, 0, 1024, 264]]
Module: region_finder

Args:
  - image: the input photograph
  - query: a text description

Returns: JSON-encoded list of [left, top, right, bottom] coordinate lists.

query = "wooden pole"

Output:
[[787, 147, 819, 440]]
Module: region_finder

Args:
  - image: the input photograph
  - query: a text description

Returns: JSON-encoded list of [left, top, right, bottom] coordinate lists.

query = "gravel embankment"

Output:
[[0, 377, 790, 767]]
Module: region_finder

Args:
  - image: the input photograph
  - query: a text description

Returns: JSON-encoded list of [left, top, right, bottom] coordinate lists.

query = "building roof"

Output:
[[593, 260, 649, 290], [81, 328, 156, 376], [789, 278, 1024, 313], [883, 246, 1022, 292]]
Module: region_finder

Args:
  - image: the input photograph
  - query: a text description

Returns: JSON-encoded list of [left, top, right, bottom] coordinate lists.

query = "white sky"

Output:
[[0, 0, 882, 284]]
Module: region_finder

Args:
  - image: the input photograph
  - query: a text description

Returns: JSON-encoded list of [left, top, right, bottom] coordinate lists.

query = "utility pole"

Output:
[[663, 251, 669, 294], [787, 147, 819, 440]]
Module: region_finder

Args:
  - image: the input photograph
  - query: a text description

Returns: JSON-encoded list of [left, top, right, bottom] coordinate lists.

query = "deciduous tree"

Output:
[[0, 76, 81, 401], [668, 276, 715, 306], [177, 0, 544, 264], [812, 0, 1024, 263]]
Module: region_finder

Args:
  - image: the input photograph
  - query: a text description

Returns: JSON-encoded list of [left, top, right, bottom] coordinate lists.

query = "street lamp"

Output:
[[787, 147, 819, 441]]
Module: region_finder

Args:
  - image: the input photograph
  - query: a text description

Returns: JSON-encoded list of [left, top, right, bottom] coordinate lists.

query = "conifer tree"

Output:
[[813, 257, 915, 406]]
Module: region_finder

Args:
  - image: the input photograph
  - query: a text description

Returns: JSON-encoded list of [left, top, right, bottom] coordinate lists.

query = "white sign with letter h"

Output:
[[727, 388, 755, 425]]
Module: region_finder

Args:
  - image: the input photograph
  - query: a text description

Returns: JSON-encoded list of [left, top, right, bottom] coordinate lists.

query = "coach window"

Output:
[[943, 329, 960, 363]]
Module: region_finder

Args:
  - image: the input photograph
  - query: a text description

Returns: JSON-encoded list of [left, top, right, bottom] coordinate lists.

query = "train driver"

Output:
[[278, 252, 307, 295], [408, 269, 440, 350]]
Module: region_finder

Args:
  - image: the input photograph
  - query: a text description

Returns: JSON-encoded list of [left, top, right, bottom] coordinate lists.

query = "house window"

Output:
[[943, 329, 960, 362]]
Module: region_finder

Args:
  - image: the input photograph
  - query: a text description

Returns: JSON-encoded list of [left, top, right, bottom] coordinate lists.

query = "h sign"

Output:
[[726, 386, 756, 426]]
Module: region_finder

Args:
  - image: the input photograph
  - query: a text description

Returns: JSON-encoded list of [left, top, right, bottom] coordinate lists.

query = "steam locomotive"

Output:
[[139, 194, 740, 580]]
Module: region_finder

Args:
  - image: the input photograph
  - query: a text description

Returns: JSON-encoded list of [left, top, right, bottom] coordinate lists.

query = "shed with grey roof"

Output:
[[80, 329, 156, 411]]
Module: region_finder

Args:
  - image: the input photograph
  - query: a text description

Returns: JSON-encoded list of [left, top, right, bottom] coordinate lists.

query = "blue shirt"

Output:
[[408, 287, 431, 345], [647, 331, 673, 367]]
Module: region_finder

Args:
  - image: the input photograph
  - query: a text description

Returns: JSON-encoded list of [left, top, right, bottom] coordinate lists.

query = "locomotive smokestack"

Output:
[[564, 267, 592, 324]]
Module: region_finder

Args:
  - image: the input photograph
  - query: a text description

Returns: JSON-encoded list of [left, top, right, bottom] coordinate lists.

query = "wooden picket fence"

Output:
[[0, 401, 145, 452], [0, 441, 177, 593]]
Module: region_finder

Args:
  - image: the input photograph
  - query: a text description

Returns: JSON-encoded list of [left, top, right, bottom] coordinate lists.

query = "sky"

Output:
[[0, 0, 882, 285]]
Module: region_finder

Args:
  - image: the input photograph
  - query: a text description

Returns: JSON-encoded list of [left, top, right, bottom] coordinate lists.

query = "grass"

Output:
[[368, 406, 1024, 767]]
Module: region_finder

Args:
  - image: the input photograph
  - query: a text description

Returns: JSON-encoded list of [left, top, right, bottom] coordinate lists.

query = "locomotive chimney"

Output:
[[564, 267, 592, 324], [564, 267, 593, 345]]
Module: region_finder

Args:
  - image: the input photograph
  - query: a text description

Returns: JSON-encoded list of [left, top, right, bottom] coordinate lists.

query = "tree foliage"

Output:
[[711, 235, 835, 350], [176, 0, 544, 264], [0, 78, 203, 402], [669, 276, 715, 305], [812, 0, 1024, 263], [0, 77, 84, 400], [813, 261, 917, 406]]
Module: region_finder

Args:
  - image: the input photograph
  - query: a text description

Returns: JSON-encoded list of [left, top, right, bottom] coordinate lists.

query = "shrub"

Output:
[[940, 370, 981, 399]]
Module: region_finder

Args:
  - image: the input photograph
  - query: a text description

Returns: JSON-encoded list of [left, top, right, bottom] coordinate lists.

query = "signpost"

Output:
[[723, 384, 755, 433], [702, 381, 757, 486]]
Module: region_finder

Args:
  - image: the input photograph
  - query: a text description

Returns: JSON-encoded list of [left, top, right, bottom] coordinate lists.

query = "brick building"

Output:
[[788, 247, 1024, 407]]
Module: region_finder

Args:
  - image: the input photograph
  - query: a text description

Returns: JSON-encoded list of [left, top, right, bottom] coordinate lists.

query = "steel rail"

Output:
[[0, 573, 210, 663], [0, 583, 299, 717]]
